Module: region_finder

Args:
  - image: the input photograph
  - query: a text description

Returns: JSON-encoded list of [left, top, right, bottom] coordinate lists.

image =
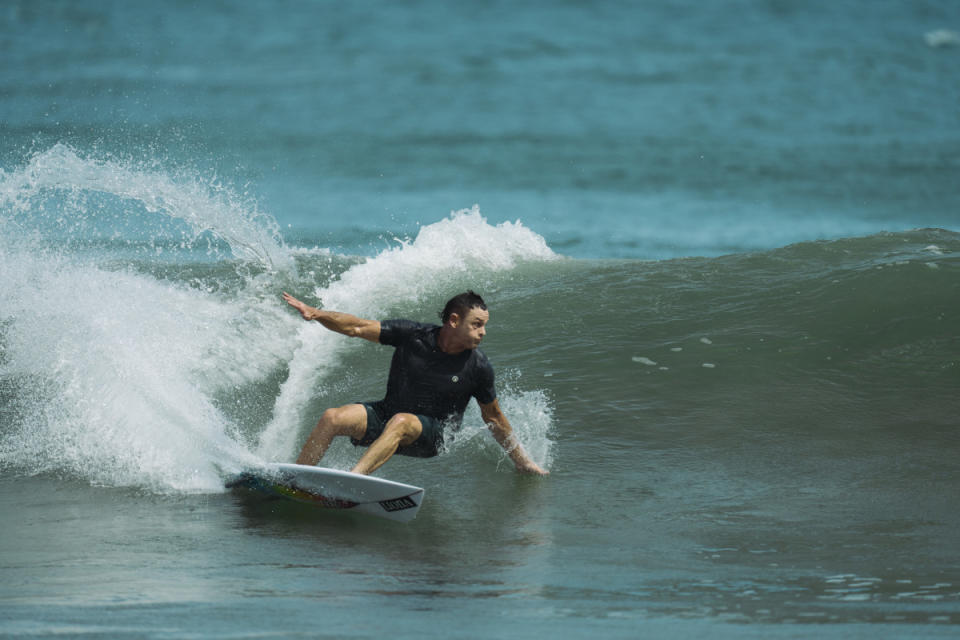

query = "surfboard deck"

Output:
[[225, 462, 424, 522]]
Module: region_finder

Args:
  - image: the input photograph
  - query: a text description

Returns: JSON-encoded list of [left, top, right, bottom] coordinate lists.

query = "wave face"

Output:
[[539, 231, 959, 447], [1, 147, 957, 497]]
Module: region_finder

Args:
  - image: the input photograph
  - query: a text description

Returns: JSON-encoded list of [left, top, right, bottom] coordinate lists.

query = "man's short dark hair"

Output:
[[440, 291, 487, 324]]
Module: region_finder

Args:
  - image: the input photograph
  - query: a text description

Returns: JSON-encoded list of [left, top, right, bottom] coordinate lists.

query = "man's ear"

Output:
[[447, 312, 461, 328]]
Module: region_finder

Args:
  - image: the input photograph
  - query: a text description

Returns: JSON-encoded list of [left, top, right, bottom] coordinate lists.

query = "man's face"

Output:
[[453, 307, 489, 349]]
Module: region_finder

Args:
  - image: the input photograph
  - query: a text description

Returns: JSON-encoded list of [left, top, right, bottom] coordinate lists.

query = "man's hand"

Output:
[[282, 292, 316, 321], [515, 458, 550, 476]]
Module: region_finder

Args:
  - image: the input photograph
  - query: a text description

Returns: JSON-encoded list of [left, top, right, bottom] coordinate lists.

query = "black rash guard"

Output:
[[377, 319, 497, 426]]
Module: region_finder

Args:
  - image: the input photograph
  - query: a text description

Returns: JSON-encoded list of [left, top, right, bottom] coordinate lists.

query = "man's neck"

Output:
[[436, 326, 467, 355]]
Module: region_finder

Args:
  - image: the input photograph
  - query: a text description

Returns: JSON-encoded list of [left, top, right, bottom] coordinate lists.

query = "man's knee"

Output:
[[319, 406, 345, 425], [319, 404, 366, 438], [383, 413, 423, 444]]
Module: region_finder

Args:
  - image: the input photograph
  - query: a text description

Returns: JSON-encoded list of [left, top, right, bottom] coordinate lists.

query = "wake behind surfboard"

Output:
[[226, 462, 424, 522]]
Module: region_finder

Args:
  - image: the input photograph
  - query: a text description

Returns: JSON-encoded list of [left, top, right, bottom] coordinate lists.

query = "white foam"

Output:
[[924, 29, 960, 48], [0, 147, 296, 490], [0, 245, 271, 491]]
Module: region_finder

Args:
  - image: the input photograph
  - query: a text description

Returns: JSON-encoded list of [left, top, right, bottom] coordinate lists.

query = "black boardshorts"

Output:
[[350, 401, 445, 458]]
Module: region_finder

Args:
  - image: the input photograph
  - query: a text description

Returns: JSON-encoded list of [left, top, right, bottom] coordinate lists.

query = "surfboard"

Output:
[[226, 462, 424, 522]]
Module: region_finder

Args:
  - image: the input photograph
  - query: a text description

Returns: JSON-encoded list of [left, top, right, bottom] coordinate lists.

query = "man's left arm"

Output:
[[479, 399, 549, 476]]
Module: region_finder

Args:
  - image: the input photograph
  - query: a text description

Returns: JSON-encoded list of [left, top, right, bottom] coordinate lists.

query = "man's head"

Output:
[[440, 290, 488, 325], [438, 291, 489, 352]]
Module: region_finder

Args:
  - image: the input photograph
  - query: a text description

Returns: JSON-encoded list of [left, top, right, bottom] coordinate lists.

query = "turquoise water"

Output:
[[2, 1, 959, 637], [4, 0, 958, 258]]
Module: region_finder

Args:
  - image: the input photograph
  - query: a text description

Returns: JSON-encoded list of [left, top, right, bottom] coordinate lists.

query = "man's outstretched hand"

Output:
[[282, 292, 316, 321]]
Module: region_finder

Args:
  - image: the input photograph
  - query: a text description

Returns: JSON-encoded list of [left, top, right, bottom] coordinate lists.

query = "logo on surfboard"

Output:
[[379, 496, 418, 512]]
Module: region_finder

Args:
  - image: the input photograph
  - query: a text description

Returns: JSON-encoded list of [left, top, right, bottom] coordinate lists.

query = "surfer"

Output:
[[281, 290, 548, 476]]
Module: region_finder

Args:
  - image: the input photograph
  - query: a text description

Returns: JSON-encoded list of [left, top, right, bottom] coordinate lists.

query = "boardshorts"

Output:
[[350, 401, 445, 458]]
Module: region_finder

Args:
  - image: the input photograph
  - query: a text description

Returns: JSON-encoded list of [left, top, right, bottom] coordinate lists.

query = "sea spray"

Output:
[[0, 244, 264, 491], [0, 147, 297, 490], [1, 144, 290, 271], [446, 386, 556, 472]]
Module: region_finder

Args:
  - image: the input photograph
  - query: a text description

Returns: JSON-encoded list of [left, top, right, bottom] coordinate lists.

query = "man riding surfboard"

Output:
[[281, 290, 548, 476]]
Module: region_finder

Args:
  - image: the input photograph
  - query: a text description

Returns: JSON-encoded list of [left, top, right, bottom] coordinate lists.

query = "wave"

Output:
[[517, 230, 960, 465], [1, 145, 956, 493]]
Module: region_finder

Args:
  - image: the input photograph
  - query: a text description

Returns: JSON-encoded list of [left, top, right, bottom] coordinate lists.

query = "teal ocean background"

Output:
[[2, 1, 958, 637]]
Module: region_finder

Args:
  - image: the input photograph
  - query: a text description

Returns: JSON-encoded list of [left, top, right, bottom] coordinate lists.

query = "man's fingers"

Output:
[[281, 292, 314, 321]]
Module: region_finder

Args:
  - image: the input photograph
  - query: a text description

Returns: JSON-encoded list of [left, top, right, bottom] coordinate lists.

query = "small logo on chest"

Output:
[[451, 375, 460, 383]]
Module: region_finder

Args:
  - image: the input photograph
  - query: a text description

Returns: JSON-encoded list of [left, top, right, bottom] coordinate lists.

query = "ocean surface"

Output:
[[2, 1, 959, 637]]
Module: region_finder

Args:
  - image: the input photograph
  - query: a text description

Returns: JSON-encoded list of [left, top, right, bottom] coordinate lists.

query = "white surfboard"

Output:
[[226, 462, 424, 522]]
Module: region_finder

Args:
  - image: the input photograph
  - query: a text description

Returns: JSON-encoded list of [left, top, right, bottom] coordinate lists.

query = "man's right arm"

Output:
[[282, 292, 381, 343]]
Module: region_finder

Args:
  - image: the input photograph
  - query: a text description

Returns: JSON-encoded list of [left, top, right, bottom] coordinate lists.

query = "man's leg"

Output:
[[351, 413, 423, 475], [296, 404, 368, 466]]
